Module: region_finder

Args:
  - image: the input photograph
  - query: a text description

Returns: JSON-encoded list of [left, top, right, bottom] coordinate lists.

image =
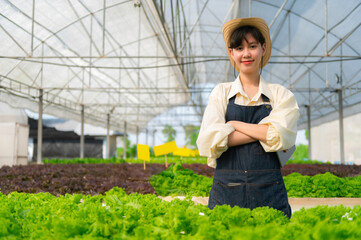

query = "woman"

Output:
[[196, 17, 299, 218]]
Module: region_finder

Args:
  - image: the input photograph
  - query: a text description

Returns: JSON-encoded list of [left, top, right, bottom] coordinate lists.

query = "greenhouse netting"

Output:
[[0, 0, 361, 161]]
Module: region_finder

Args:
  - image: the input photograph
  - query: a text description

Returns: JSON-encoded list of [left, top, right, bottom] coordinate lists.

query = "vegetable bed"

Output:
[[1, 188, 361, 239], [1, 162, 361, 239], [150, 164, 361, 198], [0, 163, 166, 195], [44, 157, 361, 177], [1, 163, 361, 197]]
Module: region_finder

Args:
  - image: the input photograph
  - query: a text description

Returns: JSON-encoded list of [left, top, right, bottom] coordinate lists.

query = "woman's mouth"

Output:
[[241, 60, 253, 65]]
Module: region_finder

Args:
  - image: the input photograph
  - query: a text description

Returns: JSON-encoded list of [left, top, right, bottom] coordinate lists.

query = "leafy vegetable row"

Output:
[[150, 163, 361, 198], [42, 156, 329, 165], [2, 162, 360, 197], [43, 156, 208, 164], [150, 163, 213, 196], [1, 188, 361, 239], [285, 172, 361, 198]]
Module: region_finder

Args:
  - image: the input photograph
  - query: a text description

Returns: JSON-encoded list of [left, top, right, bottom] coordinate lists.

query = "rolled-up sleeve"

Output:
[[196, 84, 235, 167], [259, 85, 300, 152]]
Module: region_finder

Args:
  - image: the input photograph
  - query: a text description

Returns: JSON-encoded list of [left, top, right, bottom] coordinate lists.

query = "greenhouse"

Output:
[[0, 0, 361, 239]]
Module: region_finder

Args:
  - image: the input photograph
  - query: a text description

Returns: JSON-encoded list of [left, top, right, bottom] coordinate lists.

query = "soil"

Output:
[[0, 163, 166, 196], [1, 163, 360, 196]]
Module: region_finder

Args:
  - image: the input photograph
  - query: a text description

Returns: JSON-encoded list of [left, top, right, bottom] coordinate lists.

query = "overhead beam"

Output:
[[269, 0, 289, 28], [327, 22, 361, 56], [66, 0, 101, 56], [177, 0, 209, 54], [2, 55, 359, 59], [259, 0, 360, 56], [31, 0, 35, 56], [0, 24, 30, 57], [142, 0, 190, 92]]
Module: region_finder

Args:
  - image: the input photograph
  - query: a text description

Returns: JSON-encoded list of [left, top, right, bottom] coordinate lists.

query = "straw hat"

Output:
[[222, 17, 271, 71]]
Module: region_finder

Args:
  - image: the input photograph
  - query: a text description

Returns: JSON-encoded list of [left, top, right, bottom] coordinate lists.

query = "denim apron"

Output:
[[208, 94, 292, 218]]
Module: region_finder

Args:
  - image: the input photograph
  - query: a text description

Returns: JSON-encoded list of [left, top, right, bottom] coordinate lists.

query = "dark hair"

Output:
[[229, 25, 265, 48]]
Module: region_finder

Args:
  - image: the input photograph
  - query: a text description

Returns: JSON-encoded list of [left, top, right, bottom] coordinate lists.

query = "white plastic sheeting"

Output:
[[155, 0, 361, 127], [0, 0, 189, 133], [0, 0, 361, 132]]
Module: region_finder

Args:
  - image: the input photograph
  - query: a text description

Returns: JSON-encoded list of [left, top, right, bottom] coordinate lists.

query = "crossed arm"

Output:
[[227, 121, 269, 147]]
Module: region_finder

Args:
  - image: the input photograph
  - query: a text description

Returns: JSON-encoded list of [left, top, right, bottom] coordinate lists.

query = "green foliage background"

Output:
[[162, 124, 177, 142], [292, 144, 308, 160]]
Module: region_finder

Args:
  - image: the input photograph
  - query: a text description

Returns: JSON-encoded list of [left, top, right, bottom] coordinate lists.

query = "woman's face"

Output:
[[229, 33, 266, 75]]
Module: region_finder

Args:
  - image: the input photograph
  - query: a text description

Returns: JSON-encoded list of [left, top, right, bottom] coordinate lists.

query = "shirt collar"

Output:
[[227, 77, 245, 100], [259, 76, 273, 102], [227, 75, 273, 102]]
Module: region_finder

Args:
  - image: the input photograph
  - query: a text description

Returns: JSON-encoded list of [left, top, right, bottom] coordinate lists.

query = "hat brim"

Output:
[[222, 17, 271, 72]]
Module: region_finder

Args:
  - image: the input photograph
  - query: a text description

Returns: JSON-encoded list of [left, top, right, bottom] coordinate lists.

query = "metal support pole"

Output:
[[306, 105, 312, 160], [136, 126, 139, 145], [137, 3, 141, 88], [307, 71, 312, 160], [145, 128, 148, 145], [152, 129, 157, 147], [123, 121, 127, 159], [80, 105, 85, 158], [170, 0, 177, 53], [176, 0, 182, 56], [102, 0, 106, 56], [31, 0, 35, 56], [136, 125, 139, 159], [338, 89, 345, 164], [89, 14, 93, 87], [106, 113, 110, 159], [37, 89, 43, 164], [324, 0, 328, 55], [326, 63, 329, 87], [239, 0, 250, 17], [288, 13, 291, 85]]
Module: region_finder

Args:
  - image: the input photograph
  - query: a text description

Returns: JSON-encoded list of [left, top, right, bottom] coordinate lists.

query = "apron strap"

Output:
[[228, 95, 236, 104], [261, 94, 270, 103], [229, 94, 270, 105]]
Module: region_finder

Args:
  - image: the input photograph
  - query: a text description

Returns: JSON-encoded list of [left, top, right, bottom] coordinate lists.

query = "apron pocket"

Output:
[[212, 181, 246, 208], [217, 182, 242, 188], [248, 181, 285, 209]]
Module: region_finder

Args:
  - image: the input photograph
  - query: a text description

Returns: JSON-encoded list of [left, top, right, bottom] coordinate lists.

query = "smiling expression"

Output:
[[229, 33, 266, 74]]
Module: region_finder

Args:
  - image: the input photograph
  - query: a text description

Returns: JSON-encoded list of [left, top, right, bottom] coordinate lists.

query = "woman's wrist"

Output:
[[227, 130, 256, 147]]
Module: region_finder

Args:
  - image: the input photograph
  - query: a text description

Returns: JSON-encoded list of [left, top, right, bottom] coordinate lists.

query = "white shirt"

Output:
[[196, 76, 300, 168]]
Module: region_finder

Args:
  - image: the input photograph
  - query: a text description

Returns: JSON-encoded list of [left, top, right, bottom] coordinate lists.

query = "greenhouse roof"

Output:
[[1, 0, 360, 133]]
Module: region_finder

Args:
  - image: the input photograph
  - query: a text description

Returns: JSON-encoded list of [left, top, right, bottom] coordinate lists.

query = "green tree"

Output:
[[117, 138, 137, 158], [183, 124, 200, 149], [162, 124, 176, 142]]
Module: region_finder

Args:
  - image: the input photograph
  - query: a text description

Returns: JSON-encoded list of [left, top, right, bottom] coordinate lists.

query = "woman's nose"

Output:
[[243, 47, 251, 57]]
